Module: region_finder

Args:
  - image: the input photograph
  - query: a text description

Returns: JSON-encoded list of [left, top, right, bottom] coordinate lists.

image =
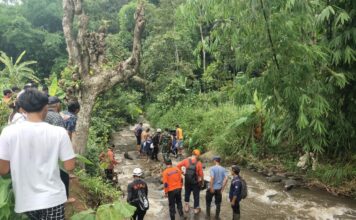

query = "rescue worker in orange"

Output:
[[99, 144, 119, 181], [177, 149, 204, 214], [162, 158, 184, 220]]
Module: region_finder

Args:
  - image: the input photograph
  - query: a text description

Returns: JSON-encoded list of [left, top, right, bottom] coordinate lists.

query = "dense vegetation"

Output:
[[0, 0, 355, 208]]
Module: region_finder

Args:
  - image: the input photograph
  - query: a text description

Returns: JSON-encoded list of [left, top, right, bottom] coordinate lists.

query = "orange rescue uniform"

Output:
[[177, 157, 204, 182], [162, 166, 183, 193]]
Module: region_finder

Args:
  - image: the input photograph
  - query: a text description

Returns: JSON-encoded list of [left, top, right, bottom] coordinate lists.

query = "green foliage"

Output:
[[75, 170, 121, 207], [308, 163, 356, 186], [0, 176, 28, 220], [0, 51, 38, 86], [71, 209, 96, 220], [71, 201, 136, 220], [0, 102, 11, 132]]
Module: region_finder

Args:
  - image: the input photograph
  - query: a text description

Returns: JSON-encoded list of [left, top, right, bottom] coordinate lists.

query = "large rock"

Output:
[[267, 175, 284, 182], [284, 179, 299, 191], [199, 150, 217, 163]]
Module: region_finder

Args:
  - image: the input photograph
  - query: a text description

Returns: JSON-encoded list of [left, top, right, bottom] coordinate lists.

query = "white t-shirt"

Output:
[[8, 112, 26, 124], [0, 121, 75, 213]]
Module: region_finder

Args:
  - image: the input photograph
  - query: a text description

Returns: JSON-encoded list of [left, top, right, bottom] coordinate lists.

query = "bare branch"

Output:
[[94, 3, 145, 91], [62, 0, 78, 65]]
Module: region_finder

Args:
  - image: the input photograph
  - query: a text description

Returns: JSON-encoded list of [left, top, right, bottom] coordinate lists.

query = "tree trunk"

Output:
[[62, 0, 145, 154], [199, 24, 206, 72], [72, 84, 97, 154]]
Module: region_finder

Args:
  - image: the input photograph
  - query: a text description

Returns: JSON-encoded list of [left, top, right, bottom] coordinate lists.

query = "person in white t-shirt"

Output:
[[0, 89, 75, 220]]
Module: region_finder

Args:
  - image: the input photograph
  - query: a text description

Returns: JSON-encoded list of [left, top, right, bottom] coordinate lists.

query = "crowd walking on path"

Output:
[[0, 85, 245, 220], [132, 123, 246, 220]]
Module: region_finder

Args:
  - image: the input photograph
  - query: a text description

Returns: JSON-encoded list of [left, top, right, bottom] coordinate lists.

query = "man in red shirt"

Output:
[[99, 144, 119, 181], [177, 149, 204, 214], [162, 158, 184, 220]]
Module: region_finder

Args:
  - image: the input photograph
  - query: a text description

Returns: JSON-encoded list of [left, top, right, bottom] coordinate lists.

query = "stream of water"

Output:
[[111, 125, 356, 220]]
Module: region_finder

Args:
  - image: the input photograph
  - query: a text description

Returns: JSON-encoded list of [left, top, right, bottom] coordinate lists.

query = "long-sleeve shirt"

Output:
[[177, 157, 204, 182], [162, 166, 183, 193], [229, 175, 242, 202], [127, 179, 148, 206]]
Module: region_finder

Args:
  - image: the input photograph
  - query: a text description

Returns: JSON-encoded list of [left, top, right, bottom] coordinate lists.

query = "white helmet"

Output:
[[133, 168, 143, 177], [157, 128, 162, 132]]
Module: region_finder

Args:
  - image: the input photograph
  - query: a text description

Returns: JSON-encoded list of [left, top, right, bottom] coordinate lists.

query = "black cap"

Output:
[[48, 96, 61, 105], [212, 156, 221, 162], [232, 165, 240, 174]]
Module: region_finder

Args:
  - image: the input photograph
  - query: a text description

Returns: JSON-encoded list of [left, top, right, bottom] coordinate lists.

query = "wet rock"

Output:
[[126, 151, 139, 160], [144, 171, 152, 178], [266, 191, 278, 199], [267, 175, 284, 182], [124, 152, 133, 160], [267, 171, 274, 177], [284, 179, 299, 191], [199, 151, 216, 163]]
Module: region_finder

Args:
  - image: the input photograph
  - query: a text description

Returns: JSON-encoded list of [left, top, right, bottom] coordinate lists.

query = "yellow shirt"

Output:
[[176, 128, 183, 140]]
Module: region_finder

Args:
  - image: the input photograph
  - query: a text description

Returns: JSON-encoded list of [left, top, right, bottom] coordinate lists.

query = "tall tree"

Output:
[[62, 0, 145, 154]]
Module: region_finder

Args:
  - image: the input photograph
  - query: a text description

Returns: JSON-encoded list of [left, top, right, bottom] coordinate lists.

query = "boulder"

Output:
[[284, 179, 299, 191], [267, 175, 284, 182], [199, 151, 217, 163], [124, 152, 134, 160]]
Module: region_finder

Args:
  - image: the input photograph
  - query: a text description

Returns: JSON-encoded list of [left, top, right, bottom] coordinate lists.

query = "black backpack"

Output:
[[138, 189, 149, 211], [185, 159, 198, 185], [239, 177, 248, 199], [152, 133, 160, 145]]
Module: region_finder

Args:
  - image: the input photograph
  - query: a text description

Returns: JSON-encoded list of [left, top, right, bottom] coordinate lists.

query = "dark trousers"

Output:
[[60, 169, 69, 198], [132, 208, 146, 220], [184, 184, 200, 208], [231, 202, 240, 220], [105, 169, 114, 181], [168, 189, 183, 220], [151, 146, 159, 160], [206, 189, 222, 216]]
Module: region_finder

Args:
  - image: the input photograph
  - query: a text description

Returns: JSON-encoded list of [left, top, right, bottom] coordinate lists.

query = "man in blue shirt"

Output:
[[61, 101, 80, 140], [229, 165, 242, 220], [206, 156, 227, 219]]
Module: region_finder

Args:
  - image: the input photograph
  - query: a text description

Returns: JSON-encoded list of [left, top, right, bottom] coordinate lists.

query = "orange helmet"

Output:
[[192, 149, 201, 156]]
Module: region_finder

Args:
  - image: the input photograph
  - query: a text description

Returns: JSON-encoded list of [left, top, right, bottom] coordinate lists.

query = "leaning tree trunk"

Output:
[[62, 0, 145, 154]]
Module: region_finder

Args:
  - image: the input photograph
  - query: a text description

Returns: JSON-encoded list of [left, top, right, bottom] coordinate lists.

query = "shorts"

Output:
[[176, 140, 183, 149], [26, 204, 65, 220]]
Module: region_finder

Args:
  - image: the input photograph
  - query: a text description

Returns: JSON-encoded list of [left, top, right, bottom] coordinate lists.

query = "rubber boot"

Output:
[[232, 213, 240, 220], [206, 205, 211, 217], [215, 205, 220, 219]]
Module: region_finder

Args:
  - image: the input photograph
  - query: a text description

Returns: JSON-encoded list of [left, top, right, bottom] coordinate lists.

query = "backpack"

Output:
[[138, 189, 149, 211], [161, 133, 171, 147], [239, 177, 248, 199], [152, 133, 160, 145], [135, 126, 142, 137], [185, 159, 198, 185]]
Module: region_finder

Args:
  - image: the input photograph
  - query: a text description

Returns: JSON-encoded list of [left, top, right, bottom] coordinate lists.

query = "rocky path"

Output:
[[111, 125, 356, 220]]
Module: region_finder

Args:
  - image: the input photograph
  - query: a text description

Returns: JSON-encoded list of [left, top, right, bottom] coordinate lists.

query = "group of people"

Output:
[[0, 85, 80, 219], [134, 123, 184, 161], [126, 148, 244, 220]]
